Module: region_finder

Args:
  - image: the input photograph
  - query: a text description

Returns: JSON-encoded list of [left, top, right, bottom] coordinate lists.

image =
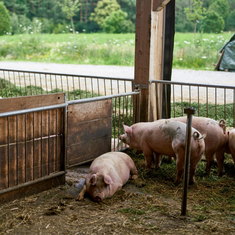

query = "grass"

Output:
[[0, 32, 234, 70]]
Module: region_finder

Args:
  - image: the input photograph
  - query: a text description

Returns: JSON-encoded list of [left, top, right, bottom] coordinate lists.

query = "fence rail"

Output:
[[0, 69, 133, 100], [151, 79, 235, 127]]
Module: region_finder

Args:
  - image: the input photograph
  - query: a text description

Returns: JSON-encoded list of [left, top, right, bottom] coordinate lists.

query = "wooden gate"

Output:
[[66, 98, 112, 167]]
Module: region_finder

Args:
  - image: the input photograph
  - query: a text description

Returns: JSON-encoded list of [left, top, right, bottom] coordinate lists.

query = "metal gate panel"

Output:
[[0, 93, 66, 205], [67, 99, 112, 167]]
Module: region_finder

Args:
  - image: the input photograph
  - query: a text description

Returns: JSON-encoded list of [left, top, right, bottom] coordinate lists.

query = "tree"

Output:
[[208, 0, 229, 21], [200, 10, 224, 33], [0, 1, 10, 35], [184, 0, 206, 39], [101, 9, 134, 33], [59, 0, 80, 34], [90, 0, 120, 27], [227, 10, 235, 31]]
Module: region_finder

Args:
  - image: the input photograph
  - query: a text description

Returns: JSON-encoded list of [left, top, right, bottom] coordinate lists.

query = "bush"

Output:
[[0, 2, 10, 35], [200, 11, 224, 33]]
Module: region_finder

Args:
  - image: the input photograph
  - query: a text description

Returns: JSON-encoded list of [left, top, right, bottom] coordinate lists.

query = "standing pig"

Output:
[[76, 152, 138, 202], [225, 129, 235, 165], [171, 117, 228, 176], [119, 120, 205, 185]]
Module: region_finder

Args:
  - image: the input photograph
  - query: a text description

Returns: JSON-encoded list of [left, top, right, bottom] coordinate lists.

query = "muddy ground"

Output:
[[1, 152, 235, 235]]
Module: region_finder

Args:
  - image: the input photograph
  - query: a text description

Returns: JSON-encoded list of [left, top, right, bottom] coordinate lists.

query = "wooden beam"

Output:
[[153, 0, 171, 11], [134, 0, 165, 122], [134, 0, 152, 122]]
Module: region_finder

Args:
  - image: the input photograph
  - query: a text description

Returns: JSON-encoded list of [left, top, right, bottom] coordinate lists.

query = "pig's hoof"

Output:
[[75, 195, 84, 201]]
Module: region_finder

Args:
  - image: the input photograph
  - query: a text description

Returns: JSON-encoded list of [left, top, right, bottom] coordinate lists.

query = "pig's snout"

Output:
[[94, 195, 101, 202]]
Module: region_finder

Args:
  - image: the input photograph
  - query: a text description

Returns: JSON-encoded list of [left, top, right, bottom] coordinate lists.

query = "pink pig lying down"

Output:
[[119, 120, 205, 185], [170, 117, 228, 176], [76, 152, 138, 202]]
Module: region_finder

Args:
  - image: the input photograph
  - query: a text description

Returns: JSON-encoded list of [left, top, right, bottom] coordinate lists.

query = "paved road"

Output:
[[0, 61, 234, 86]]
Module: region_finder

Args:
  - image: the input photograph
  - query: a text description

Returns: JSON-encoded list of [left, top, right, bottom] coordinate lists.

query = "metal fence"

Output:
[[151, 80, 235, 128], [0, 69, 133, 100], [0, 103, 67, 193]]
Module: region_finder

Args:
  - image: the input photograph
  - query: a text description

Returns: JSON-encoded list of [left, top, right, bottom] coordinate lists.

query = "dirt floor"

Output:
[[1, 152, 235, 235]]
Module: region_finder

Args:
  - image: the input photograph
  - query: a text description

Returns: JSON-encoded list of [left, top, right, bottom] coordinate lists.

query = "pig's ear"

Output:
[[122, 122, 132, 136], [89, 174, 97, 185], [104, 174, 113, 185]]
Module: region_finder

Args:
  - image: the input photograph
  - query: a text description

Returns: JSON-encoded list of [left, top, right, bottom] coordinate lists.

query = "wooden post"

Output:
[[134, 0, 165, 122]]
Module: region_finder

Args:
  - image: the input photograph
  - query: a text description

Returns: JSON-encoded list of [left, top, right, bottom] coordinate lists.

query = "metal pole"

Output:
[[181, 107, 196, 216]]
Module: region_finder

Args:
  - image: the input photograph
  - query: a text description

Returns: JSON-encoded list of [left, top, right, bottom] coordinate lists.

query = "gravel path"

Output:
[[0, 61, 235, 104], [0, 61, 234, 85]]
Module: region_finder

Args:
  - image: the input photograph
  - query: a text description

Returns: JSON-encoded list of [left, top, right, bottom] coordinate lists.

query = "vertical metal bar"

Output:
[[67, 76, 70, 100], [173, 84, 175, 117], [8, 116, 10, 188], [124, 81, 127, 93], [23, 72, 27, 96], [61, 75, 64, 93], [56, 109, 58, 171], [117, 80, 120, 94], [63, 95, 67, 171], [18, 71, 22, 96], [111, 79, 113, 95], [41, 111, 43, 177], [85, 77, 87, 98], [8, 71, 13, 97], [181, 107, 195, 216], [33, 112, 35, 180], [113, 97, 117, 151], [104, 78, 106, 96], [118, 97, 121, 150], [16, 115, 19, 185], [181, 85, 183, 116], [79, 76, 81, 99], [55, 75, 58, 93], [50, 74, 53, 93], [73, 75, 75, 100], [39, 73, 43, 94], [91, 77, 94, 97], [45, 74, 48, 94], [206, 87, 208, 117], [197, 86, 199, 117], [13, 72, 17, 97], [189, 85, 191, 107], [224, 89, 226, 120], [130, 95, 133, 126], [48, 110, 50, 174], [215, 88, 217, 120], [233, 89, 235, 128], [34, 73, 38, 95], [0, 72, 3, 97], [97, 78, 100, 96], [25, 113, 27, 182], [29, 73, 32, 95], [3, 71, 8, 97]]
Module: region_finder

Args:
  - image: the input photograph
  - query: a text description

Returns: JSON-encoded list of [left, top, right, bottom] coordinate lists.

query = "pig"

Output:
[[76, 152, 138, 202], [119, 120, 205, 185], [225, 129, 235, 165], [170, 117, 228, 176]]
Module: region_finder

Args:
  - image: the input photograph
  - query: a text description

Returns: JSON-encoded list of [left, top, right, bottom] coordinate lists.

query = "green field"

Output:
[[0, 32, 234, 69]]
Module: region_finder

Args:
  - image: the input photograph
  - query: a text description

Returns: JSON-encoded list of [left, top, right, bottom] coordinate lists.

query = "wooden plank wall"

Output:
[[0, 93, 65, 191], [67, 99, 112, 167]]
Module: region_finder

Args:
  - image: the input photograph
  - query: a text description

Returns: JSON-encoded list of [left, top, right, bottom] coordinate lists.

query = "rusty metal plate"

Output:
[[67, 99, 112, 167]]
